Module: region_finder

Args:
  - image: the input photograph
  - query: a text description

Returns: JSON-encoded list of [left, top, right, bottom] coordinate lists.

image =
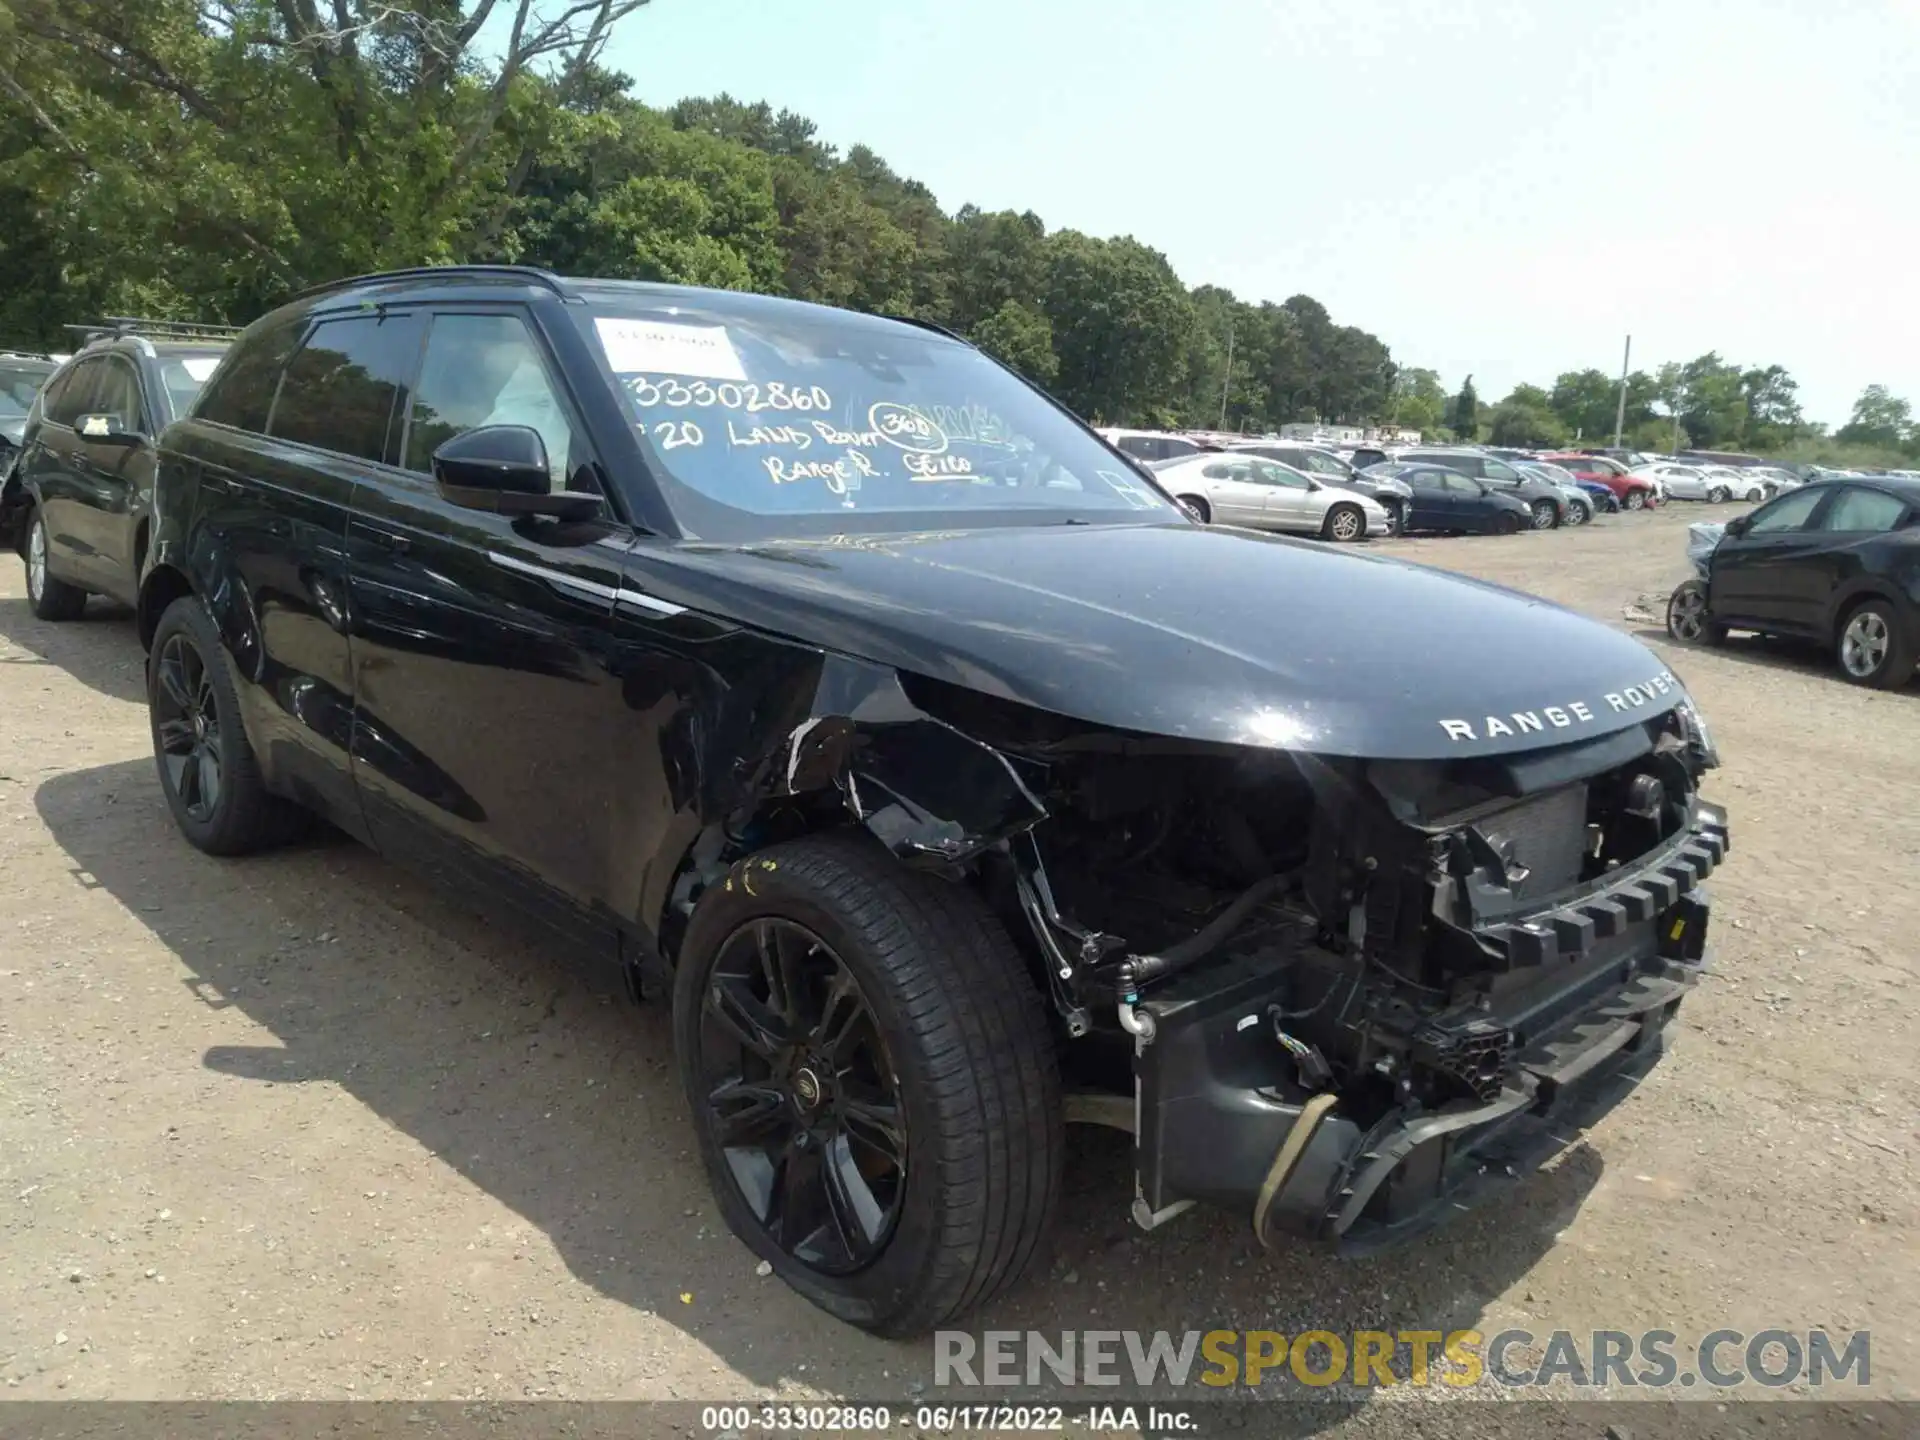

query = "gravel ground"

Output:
[[1, 505, 1914, 1427]]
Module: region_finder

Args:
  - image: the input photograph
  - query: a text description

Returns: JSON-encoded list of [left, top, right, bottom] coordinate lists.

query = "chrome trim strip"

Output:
[[487, 551, 617, 601], [486, 550, 687, 616]]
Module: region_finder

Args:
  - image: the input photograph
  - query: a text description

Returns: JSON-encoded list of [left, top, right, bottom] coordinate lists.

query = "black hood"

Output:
[[638, 522, 1690, 761]]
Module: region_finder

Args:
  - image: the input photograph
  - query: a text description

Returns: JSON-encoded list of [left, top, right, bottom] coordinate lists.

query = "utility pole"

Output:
[[1612, 334, 1631, 449], [1219, 320, 1235, 431]]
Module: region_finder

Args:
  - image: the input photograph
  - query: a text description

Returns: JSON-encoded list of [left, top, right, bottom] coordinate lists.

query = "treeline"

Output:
[[0, 1, 1911, 461]]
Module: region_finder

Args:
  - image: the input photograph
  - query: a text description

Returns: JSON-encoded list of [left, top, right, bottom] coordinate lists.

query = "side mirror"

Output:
[[76, 413, 144, 447], [432, 426, 600, 521], [1724, 515, 1751, 537]]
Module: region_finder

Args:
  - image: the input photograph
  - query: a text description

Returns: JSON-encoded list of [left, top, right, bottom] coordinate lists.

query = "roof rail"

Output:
[[290, 265, 572, 303], [65, 317, 243, 344]]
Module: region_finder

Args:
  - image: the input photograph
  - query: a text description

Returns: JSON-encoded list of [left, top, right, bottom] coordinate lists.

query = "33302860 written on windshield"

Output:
[[589, 311, 1170, 520]]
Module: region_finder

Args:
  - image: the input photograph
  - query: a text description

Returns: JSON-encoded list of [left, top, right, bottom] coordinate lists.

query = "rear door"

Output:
[[1805, 486, 1914, 632], [1708, 487, 1832, 631], [187, 309, 403, 833], [345, 305, 634, 957]]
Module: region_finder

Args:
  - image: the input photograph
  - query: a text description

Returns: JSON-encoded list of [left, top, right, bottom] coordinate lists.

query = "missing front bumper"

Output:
[[1130, 888, 1712, 1253]]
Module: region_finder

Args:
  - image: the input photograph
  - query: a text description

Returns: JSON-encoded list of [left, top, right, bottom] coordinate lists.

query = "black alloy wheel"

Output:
[[675, 834, 1062, 1334], [147, 595, 309, 854], [696, 917, 908, 1275], [1496, 511, 1523, 535], [153, 633, 224, 823]]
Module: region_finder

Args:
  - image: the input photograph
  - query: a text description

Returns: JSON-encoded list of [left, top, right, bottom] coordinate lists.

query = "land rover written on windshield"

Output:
[[139, 266, 1729, 1336]]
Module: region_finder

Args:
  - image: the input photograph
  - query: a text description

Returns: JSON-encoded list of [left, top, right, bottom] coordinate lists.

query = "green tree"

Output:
[[969, 300, 1057, 385], [1449, 375, 1481, 439], [1487, 385, 1570, 447], [1388, 367, 1446, 435], [1834, 385, 1913, 449], [1041, 231, 1193, 424], [1547, 368, 1618, 442]]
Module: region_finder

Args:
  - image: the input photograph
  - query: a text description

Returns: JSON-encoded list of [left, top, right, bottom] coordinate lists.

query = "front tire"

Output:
[[1707, 486, 1729, 504], [1624, 491, 1647, 511], [148, 595, 309, 854], [24, 508, 87, 621], [674, 833, 1063, 1335], [1322, 502, 1365, 542], [1666, 580, 1726, 646], [1835, 600, 1914, 690], [1496, 511, 1522, 535], [1177, 494, 1211, 524]]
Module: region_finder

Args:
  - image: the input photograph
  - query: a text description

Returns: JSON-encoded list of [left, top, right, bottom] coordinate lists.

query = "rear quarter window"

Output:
[[195, 319, 302, 433]]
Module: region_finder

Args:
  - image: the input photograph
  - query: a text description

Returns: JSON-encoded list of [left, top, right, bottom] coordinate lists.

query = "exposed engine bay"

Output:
[[881, 672, 1729, 1247], [689, 655, 1729, 1252]]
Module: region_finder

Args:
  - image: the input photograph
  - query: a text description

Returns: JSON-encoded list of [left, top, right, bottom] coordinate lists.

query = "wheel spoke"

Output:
[[158, 653, 193, 712], [197, 749, 222, 813], [177, 745, 202, 807], [753, 921, 811, 1028], [707, 975, 792, 1059], [156, 717, 196, 754], [771, 1139, 830, 1257], [840, 1096, 906, 1169], [820, 1133, 887, 1263], [709, 1077, 791, 1148], [814, 964, 866, 1063]]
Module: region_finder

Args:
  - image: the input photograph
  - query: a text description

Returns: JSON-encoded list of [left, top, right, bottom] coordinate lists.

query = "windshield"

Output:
[[1526, 461, 1578, 484], [581, 295, 1179, 539], [0, 361, 54, 418], [158, 350, 226, 421]]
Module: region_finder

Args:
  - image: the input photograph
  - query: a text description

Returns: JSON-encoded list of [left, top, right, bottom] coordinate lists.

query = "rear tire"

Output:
[[1496, 512, 1522, 535], [674, 832, 1063, 1335], [24, 508, 87, 621], [1529, 499, 1557, 530], [148, 594, 310, 855], [1834, 599, 1914, 690], [1322, 502, 1365, 542], [1178, 495, 1211, 524]]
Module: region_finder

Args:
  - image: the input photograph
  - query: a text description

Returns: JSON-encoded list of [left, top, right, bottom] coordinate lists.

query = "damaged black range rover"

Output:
[[141, 267, 1728, 1336]]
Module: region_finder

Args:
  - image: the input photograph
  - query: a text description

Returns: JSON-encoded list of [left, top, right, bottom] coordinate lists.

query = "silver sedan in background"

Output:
[[1150, 453, 1392, 541]]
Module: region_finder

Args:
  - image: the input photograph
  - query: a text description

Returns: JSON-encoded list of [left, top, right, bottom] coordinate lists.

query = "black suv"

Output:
[[140, 266, 1729, 1335], [7, 320, 235, 618]]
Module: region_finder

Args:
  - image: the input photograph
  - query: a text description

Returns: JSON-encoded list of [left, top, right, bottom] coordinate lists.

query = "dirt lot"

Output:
[[2, 506, 1915, 1418]]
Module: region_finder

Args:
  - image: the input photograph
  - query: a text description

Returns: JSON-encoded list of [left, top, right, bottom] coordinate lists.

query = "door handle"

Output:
[[356, 525, 411, 554]]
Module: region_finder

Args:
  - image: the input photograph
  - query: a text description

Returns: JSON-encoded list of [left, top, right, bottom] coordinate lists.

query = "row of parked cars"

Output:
[[0, 271, 1744, 1339], [1095, 429, 1682, 541]]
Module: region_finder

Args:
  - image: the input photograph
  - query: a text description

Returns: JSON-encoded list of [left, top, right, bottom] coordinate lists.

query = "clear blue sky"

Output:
[[608, 0, 1918, 429]]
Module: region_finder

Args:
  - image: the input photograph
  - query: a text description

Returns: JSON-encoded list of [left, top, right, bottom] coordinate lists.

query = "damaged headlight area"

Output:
[[679, 660, 1729, 1258]]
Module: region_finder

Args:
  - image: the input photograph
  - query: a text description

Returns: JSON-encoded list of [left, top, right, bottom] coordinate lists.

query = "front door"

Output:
[[1248, 459, 1318, 531], [346, 306, 633, 959], [1708, 487, 1832, 631], [67, 354, 153, 602], [1403, 470, 1451, 529]]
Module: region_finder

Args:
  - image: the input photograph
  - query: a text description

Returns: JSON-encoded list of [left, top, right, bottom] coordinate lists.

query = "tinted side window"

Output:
[[1820, 488, 1907, 533], [1747, 489, 1826, 535], [404, 313, 587, 492], [1116, 435, 1153, 459], [89, 358, 144, 432], [47, 359, 104, 427], [268, 314, 419, 463], [196, 320, 302, 433], [1161, 437, 1199, 458]]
